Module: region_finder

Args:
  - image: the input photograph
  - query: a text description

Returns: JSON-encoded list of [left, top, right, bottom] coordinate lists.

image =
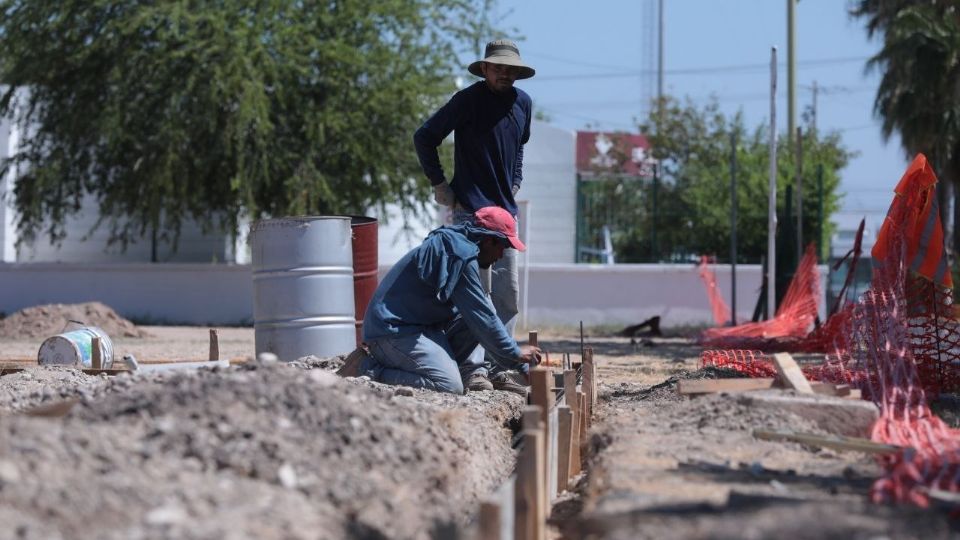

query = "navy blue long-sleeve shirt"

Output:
[[414, 81, 532, 216]]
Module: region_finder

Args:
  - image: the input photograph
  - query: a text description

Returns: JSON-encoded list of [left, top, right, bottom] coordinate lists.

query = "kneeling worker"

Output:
[[359, 206, 542, 394]]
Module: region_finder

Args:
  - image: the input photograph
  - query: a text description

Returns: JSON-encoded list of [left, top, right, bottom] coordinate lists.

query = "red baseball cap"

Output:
[[474, 206, 526, 251]]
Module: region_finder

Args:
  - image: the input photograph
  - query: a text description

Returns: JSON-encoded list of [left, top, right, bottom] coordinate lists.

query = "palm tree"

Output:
[[851, 2, 960, 253]]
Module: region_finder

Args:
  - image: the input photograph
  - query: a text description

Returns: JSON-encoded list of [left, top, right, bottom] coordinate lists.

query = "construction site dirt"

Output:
[[1, 328, 959, 538]]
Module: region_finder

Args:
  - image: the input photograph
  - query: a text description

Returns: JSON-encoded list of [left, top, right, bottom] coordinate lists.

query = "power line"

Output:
[[526, 55, 870, 82]]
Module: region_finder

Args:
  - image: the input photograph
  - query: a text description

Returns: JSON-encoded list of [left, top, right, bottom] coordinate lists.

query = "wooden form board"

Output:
[[772, 353, 814, 394], [753, 429, 902, 454], [678, 378, 777, 395]]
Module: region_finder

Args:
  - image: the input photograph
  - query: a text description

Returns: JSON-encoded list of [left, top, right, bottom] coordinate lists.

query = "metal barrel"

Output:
[[37, 326, 114, 368], [349, 216, 378, 345], [250, 216, 356, 361]]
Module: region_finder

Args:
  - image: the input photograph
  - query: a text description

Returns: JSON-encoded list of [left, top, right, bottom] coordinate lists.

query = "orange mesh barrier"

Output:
[[697, 255, 731, 326], [699, 244, 820, 349], [702, 154, 960, 508]]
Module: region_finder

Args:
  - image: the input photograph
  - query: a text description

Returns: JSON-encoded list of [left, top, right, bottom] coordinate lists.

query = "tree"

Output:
[[632, 96, 851, 263], [0, 0, 499, 254], [850, 1, 960, 254]]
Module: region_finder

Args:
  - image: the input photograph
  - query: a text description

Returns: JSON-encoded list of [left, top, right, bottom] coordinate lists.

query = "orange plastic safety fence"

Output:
[[699, 244, 820, 348], [697, 255, 731, 327], [700, 155, 960, 508]]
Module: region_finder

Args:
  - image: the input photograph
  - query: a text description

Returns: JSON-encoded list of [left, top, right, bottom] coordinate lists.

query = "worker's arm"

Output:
[[449, 261, 525, 367], [512, 99, 532, 194], [414, 93, 465, 186]]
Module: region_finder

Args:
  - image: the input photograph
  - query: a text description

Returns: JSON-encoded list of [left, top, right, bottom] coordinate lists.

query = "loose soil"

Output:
[[0, 357, 523, 539], [0, 302, 150, 340], [3, 327, 959, 539]]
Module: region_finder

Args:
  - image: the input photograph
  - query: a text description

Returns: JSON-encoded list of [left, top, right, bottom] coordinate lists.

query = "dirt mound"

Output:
[[0, 302, 150, 339], [0, 362, 523, 539]]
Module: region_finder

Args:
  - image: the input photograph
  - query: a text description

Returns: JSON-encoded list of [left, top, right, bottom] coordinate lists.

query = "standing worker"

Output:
[[413, 38, 534, 391], [358, 207, 542, 394]]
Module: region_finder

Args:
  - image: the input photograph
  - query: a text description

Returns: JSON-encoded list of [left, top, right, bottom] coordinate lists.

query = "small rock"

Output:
[[349, 417, 362, 430], [307, 370, 338, 387], [257, 352, 279, 365], [0, 460, 21, 484], [278, 463, 298, 489], [145, 503, 187, 526], [394, 387, 414, 397]]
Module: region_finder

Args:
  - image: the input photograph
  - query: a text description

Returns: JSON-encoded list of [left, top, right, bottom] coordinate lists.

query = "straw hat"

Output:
[[468, 39, 536, 80]]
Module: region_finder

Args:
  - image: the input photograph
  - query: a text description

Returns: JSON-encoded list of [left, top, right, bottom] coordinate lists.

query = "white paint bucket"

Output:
[[37, 326, 114, 368]]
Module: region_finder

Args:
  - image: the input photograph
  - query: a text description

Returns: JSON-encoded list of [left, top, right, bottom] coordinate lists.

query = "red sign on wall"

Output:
[[576, 131, 655, 178]]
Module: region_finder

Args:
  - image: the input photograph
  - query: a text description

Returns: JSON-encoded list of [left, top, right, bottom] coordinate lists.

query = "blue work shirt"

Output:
[[363, 224, 523, 367], [414, 81, 532, 216]]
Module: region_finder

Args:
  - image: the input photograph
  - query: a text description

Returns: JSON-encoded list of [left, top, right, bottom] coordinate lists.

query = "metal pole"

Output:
[[652, 165, 659, 261], [796, 126, 803, 263], [817, 164, 824, 261], [658, 0, 664, 108], [730, 132, 738, 326], [787, 0, 796, 143], [768, 47, 778, 320], [812, 80, 818, 133]]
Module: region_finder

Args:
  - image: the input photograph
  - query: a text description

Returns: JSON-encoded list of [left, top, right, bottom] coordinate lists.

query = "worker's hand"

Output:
[[511, 184, 520, 197], [518, 345, 543, 366], [433, 183, 455, 206]]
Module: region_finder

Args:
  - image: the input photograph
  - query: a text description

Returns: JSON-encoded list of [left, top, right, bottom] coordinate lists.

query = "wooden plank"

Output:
[[845, 389, 863, 400], [528, 330, 538, 348], [529, 368, 552, 427], [577, 390, 587, 441], [478, 500, 501, 540], [547, 406, 559, 499], [209, 328, 220, 361], [522, 406, 542, 432], [91, 337, 102, 370], [557, 405, 572, 492], [753, 429, 902, 454], [514, 429, 544, 540], [678, 378, 777, 395], [772, 353, 814, 394], [584, 347, 597, 413]]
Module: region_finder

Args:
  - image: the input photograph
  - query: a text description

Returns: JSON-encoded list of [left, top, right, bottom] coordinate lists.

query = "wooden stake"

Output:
[[530, 368, 552, 427], [514, 429, 545, 540], [557, 405, 572, 492], [209, 328, 220, 361], [584, 347, 595, 416], [478, 500, 501, 540], [528, 330, 538, 348], [91, 337, 102, 370]]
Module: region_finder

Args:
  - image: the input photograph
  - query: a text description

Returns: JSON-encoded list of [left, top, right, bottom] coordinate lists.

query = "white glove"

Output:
[[511, 184, 520, 196], [433, 183, 455, 206]]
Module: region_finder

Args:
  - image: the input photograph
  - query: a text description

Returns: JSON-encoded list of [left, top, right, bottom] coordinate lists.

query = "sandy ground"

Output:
[[550, 336, 958, 539], [3, 324, 959, 538], [0, 326, 255, 363]]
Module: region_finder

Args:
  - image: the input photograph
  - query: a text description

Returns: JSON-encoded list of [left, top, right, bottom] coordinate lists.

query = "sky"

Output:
[[494, 0, 905, 233]]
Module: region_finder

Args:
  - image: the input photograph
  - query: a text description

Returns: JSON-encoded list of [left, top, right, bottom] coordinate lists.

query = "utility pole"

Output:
[[795, 127, 803, 264], [787, 0, 797, 142], [811, 80, 818, 132], [657, 0, 664, 119], [768, 47, 778, 320]]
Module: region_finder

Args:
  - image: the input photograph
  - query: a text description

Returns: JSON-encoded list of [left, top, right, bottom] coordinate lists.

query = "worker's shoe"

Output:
[[491, 371, 529, 396], [336, 346, 369, 378], [466, 373, 494, 392]]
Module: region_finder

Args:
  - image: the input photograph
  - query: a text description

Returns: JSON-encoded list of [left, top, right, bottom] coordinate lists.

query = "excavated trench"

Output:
[[0, 358, 525, 539]]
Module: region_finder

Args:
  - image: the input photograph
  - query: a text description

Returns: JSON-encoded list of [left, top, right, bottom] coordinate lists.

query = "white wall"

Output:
[[520, 121, 576, 263], [0, 111, 16, 263], [0, 263, 252, 324], [0, 262, 829, 330]]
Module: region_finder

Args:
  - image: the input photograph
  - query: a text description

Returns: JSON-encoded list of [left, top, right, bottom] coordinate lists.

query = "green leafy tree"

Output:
[[633, 96, 851, 263], [0, 0, 499, 254]]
